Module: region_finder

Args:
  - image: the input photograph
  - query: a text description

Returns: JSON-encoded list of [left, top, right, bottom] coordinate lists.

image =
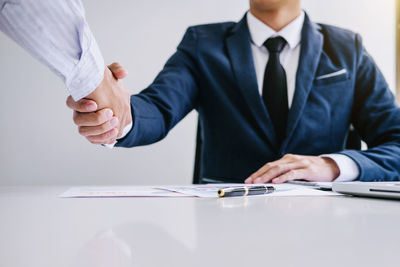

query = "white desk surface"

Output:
[[0, 186, 399, 267]]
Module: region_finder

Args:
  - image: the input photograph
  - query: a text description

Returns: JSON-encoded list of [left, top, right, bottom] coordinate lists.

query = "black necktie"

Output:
[[262, 36, 288, 145]]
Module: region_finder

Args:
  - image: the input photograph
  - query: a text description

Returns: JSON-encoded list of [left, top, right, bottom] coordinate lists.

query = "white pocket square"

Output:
[[316, 69, 347, 80]]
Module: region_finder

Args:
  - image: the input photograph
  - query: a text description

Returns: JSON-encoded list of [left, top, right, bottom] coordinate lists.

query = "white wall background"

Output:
[[0, 0, 396, 185]]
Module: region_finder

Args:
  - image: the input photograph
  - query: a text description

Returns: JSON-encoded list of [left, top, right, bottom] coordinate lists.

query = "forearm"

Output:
[[116, 92, 195, 148], [339, 142, 400, 182], [0, 0, 104, 100], [116, 28, 200, 148], [344, 34, 400, 181]]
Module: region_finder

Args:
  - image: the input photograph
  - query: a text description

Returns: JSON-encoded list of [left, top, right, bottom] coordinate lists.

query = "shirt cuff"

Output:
[[320, 154, 360, 182], [103, 122, 133, 149]]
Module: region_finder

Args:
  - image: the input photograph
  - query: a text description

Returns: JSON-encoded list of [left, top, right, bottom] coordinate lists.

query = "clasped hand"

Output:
[[66, 63, 131, 144]]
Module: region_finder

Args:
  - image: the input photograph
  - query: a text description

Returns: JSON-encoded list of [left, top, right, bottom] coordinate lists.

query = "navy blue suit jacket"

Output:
[[117, 14, 400, 183]]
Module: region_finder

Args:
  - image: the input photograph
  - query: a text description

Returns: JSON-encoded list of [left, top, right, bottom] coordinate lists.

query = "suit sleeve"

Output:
[[338, 34, 400, 181], [116, 27, 200, 148]]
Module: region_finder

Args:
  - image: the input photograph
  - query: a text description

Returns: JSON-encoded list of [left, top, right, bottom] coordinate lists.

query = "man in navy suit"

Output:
[[68, 0, 400, 183]]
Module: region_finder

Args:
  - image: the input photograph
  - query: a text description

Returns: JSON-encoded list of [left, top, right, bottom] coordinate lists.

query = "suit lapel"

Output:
[[282, 14, 324, 151], [225, 15, 279, 150]]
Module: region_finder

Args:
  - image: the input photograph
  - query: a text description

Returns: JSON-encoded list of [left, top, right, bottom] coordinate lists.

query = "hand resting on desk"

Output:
[[245, 154, 340, 184]]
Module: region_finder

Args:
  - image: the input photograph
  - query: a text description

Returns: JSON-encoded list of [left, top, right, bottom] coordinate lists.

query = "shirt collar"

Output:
[[246, 10, 305, 49]]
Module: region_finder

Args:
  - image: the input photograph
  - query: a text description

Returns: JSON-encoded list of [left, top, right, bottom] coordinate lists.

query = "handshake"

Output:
[[66, 63, 132, 144]]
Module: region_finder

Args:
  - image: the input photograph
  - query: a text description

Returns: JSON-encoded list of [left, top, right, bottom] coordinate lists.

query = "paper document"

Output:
[[158, 183, 341, 198], [287, 181, 333, 190], [60, 184, 342, 198], [60, 186, 188, 198]]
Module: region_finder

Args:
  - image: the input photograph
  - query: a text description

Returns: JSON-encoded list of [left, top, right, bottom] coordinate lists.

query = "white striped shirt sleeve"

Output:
[[0, 0, 104, 100]]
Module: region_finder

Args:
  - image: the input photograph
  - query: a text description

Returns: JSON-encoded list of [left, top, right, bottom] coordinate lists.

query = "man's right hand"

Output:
[[66, 62, 131, 144]]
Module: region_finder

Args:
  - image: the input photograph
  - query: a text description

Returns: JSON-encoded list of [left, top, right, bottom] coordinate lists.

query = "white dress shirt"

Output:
[[0, 0, 104, 101], [246, 11, 359, 181]]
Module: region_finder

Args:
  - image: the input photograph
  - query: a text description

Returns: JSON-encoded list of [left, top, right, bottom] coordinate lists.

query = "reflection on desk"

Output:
[[0, 186, 399, 267]]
